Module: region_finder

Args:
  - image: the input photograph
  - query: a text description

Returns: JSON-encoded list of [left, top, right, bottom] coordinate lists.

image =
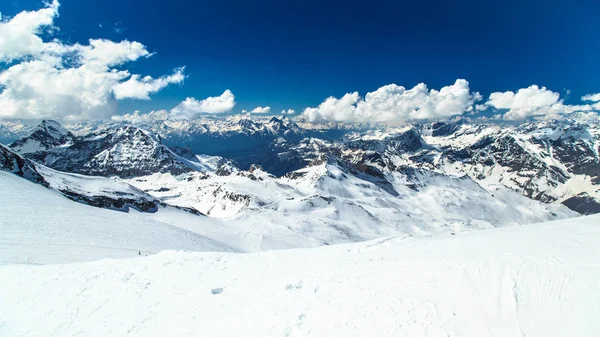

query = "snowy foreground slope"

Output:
[[1, 215, 599, 336], [0, 171, 235, 265]]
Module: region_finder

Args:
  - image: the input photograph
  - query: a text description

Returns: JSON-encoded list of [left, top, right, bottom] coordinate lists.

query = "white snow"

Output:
[[0, 171, 236, 265], [36, 164, 156, 203], [9, 137, 44, 153], [1, 214, 599, 336], [124, 162, 575, 251]]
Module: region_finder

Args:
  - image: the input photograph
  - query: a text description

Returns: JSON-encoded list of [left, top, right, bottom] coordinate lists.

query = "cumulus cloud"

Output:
[[76, 39, 152, 67], [113, 67, 185, 100], [0, 0, 60, 61], [171, 90, 236, 115], [486, 85, 596, 120], [582, 93, 600, 110], [281, 109, 295, 115], [582, 93, 600, 102], [0, 1, 185, 120], [302, 79, 481, 123], [113, 90, 237, 121], [486, 85, 559, 120], [251, 106, 271, 114]]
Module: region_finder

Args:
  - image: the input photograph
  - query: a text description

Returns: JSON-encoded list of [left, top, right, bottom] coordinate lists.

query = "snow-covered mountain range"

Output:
[[3, 116, 598, 215], [2, 116, 598, 251]]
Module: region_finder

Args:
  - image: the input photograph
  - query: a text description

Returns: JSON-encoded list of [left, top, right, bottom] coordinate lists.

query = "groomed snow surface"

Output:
[[1, 172, 600, 336]]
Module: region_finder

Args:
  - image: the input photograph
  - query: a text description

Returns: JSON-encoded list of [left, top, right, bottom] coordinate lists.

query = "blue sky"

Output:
[[1, 0, 599, 121]]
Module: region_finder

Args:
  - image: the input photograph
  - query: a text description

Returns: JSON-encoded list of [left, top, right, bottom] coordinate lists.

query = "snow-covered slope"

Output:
[[0, 171, 236, 265], [1, 214, 599, 337], [125, 160, 575, 251], [37, 165, 169, 212]]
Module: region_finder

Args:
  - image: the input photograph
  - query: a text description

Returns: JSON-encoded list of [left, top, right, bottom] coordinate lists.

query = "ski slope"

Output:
[[1, 214, 599, 336], [0, 171, 236, 265]]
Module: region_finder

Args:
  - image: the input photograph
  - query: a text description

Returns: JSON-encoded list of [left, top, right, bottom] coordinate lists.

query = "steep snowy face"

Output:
[[37, 165, 171, 213], [17, 123, 194, 178], [79, 126, 192, 177], [265, 116, 304, 137], [10, 120, 75, 154], [345, 128, 425, 154], [0, 143, 48, 187], [1, 143, 191, 213]]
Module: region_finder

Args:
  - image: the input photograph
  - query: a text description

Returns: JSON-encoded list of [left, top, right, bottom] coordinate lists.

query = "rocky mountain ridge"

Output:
[[5, 117, 599, 215]]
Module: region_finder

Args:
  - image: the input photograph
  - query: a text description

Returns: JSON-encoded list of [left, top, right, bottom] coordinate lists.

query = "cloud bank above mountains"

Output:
[[302, 79, 481, 123], [302, 82, 598, 123], [0, 1, 598, 123]]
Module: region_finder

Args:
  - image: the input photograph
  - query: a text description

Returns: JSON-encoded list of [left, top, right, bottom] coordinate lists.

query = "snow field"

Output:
[[1, 214, 599, 336], [0, 171, 236, 265]]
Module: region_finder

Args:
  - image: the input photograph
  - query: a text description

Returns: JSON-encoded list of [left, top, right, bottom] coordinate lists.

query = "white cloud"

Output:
[[486, 85, 597, 120], [251, 106, 271, 114], [281, 109, 295, 115], [486, 85, 560, 120], [113, 67, 185, 100], [76, 39, 152, 67], [113, 90, 237, 121], [0, 0, 60, 62], [0, 1, 185, 120], [582, 93, 600, 102], [582, 93, 600, 110], [302, 79, 481, 123], [303, 92, 359, 123], [171, 90, 236, 115], [0, 59, 126, 120]]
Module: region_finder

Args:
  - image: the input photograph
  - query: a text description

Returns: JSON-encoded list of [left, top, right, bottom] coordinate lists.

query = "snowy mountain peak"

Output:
[[11, 124, 196, 178], [10, 119, 74, 154], [38, 119, 69, 134], [235, 118, 260, 131], [257, 116, 303, 137]]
